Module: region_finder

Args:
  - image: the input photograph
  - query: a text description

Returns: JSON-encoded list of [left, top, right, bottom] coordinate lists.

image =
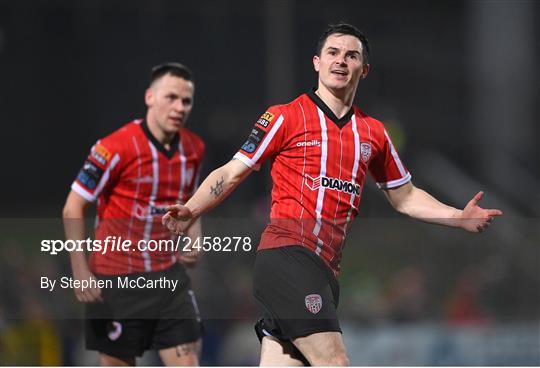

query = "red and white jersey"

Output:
[[234, 90, 411, 275], [72, 119, 205, 275]]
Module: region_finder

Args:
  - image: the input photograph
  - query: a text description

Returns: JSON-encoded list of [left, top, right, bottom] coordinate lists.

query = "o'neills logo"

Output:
[[305, 174, 361, 196], [296, 139, 321, 147]]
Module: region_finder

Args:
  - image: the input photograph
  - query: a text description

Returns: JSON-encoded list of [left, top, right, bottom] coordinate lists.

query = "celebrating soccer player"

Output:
[[163, 23, 503, 366]]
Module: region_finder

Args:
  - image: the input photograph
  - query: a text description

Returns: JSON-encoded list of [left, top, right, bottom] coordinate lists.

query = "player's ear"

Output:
[[144, 88, 153, 107], [360, 63, 370, 79], [313, 55, 320, 72]]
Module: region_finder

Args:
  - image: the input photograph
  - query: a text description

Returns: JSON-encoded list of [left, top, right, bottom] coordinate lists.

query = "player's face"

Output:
[[313, 34, 368, 94], [145, 74, 194, 135]]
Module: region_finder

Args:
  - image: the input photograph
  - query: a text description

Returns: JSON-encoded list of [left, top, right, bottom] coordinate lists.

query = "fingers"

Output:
[[475, 213, 499, 233], [164, 219, 185, 235], [166, 204, 182, 213], [74, 287, 102, 303], [162, 208, 193, 235], [88, 287, 103, 303], [174, 206, 193, 221], [469, 191, 484, 206], [162, 212, 171, 226], [165, 205, 192, 220], [75, 290, 86, 303], [487, 209, 503, 217]]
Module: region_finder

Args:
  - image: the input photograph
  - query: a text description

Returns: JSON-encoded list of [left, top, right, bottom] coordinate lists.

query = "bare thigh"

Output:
[[158, 339, 202, 366], [99, 353, 135, 366], [259, 336, 306, 366], [292, 331, 349, 366]]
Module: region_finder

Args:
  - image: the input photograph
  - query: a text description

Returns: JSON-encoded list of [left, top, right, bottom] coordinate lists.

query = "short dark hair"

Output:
[[316, 22, 370, 64], [150, 62, 193, 85]]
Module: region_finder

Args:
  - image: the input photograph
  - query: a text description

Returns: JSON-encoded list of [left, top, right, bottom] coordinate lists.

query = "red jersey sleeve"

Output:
[[368, 128, 412, 189], [190, 137, 206, 196], [233, 106, 287, 170], [71, 137, 123, 202]]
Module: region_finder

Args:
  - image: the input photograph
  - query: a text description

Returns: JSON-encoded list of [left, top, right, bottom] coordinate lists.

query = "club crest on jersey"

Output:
[[305, 174, 361, 196], [360, 142, 372, 163], [256, 111, 275, 128], [305, 294, 322, 314]]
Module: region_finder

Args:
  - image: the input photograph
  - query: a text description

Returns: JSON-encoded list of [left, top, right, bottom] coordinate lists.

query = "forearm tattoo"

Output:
[[210, 176, 224, 198]]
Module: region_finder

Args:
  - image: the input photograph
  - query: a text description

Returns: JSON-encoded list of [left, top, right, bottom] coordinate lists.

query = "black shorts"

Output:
[[85, 263, 202, 358], [253, 246, 341, 342]]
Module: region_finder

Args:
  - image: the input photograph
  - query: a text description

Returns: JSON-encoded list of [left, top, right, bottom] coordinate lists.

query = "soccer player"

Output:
[[163, 23, 503, 366], [63, 63, 205, 366]]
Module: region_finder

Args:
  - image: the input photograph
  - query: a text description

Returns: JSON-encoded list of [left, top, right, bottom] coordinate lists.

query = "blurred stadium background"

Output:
[[0, 0, 538, 365]]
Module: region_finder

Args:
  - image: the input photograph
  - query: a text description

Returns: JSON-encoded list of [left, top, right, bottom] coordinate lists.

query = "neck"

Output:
[[146, 115, 175, 147], [315, 83, 356, 119]]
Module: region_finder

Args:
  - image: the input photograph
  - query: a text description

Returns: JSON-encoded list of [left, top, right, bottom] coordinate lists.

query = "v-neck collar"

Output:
[[141, 120, 180, 159], [307, 88, 354, 128]]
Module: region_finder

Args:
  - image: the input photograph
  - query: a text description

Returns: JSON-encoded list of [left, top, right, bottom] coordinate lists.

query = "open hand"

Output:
[[162, 204, 194, 235], [460, 191, 503, 233], [72, 267, 103, 303]]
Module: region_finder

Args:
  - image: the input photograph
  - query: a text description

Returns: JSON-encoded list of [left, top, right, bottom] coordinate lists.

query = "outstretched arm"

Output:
[[62, 191, 103, 303], [163, 159, 252, 234], [383, 182, 503, 233]]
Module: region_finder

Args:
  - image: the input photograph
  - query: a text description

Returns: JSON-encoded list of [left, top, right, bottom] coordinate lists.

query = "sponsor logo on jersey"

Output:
[[296, 139, 321, 147], [305, 294, 322, 314], [91, 144, 112, 166], [133, 204, 170, 218], [241, 126, 266, 154], [360, 142, 372, 162], [150, 205, 168, 216], [256, 111, 275, 128], [77, 160, 104, 190], [305, 174, 361, 196], [107, 321, 122, 341]]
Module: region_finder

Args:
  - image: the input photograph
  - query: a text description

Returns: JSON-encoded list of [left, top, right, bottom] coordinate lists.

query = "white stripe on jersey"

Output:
[[142, 142, 159, 272], [298, 102, 308, 245], [345, 115, 361, 232], [172, 138, 188, 264], [232, 152, 255, 169], [185, 137, 201, 195], [313, 107, 328, 255], [127, 136, 143, 272], [377, 173, 412, 189], [188, 289, 202, 322], [178, 138, 187, 203], [232, 114, 285, 170], [385, 130, 407, 177], [328, 128, 344, 248], [377, 130, 412, 189], [71, 182, 95, 202]]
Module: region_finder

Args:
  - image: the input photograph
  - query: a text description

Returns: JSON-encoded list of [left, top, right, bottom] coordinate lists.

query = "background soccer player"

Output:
[[162, 23, 502, 366], [63, 63, 205, 366]]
